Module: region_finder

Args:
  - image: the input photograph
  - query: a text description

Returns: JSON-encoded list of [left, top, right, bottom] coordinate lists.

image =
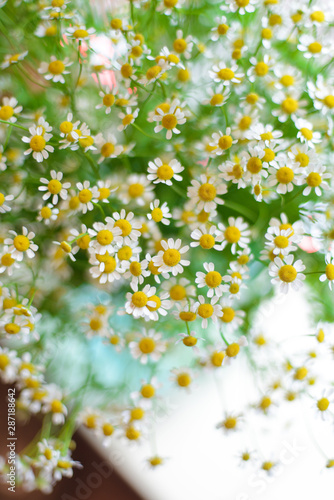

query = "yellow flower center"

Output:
[[151, 207, 163, 222], [46, 26, 57, 36], [103, 94, 115, 107], [229, 283, 240, 294], [198, 303, 214, 318], [146, 65, 161, 80], [77, 235, 90, 249], [101, 142, 115, 157], [239, 116, 252, 130], [263, 148, 275, 163], [128, 183, 144, 198], [221, 307, 235, 323], [269, 13, 282, 25], [98, 187, 111, 200], [317, 397, 329, 411], [141, 384, 155, 398], [325, 263, 334, 281], [78, 189, 92, 203], [129, 261, 142, 276], [178, 68, 191, 82], [294, 367, 308, 380], [276, 167, 294, 184], [179, 311, 197, 321], [103, 423, 114, 436], [110, 18, 122, 29], [308, 42, 322, 54], [300, 127, 313, 140], [126, 426, 141, 440], [0, 105, 14, 120], [104, 256, 117, 274], [89, 317, 102, 331], [199, 234, 215, 249], [281, 98, 299, 114], [163, 248, 181, 267], [226, 343, 240, 357], [255, 62, 269, 77], [324, 95, 334, 108], [236, 0, 249, 6], [247, 157, 262, 174], [161, 113, 178, 130], [278, 264, 297, 282], [246, 92, 259, 104], [1, 253, 15, 267], [52, 0, 64, 6], [224, 417, 237, 429], [115, 219, 132, 236], [169, 284, 186, 301], [205, 270, 222, 288], [164, 0, 178, 6], [310, 10, 325, 22], [121, 63, 133, 78], [73, 29, 89, 39], [132, 291, 148, 308], [260, 396, 272, 410], [131, 45, 143, 58], [13, 235, 30, 252], [225, 226, 241, 243], [157, 164, 174, 180], [5, 322, 20, 334], [217, 68, 235, 80], [30, 135, 46, 152], [51, 399, 63, 413], [274, 235, 289, 249], [261, 28, 272, 39], [48, 179, 62, 194], [183, 335, 197, 347], [109, 335, 119, 345], [306, 172, 321, 187], [173, 38, 187, 53], [118, 246, 132, 260], [218, 23, 229, 35], [148, 260, 160, 274], [40, 206, 52, 219], [198, 183, 216, 201], [177, 373, 191, 387], [210, 93, 224, 106], [48, 60, 65, 75], [139, 337, 155, 353], [294, 152, 308, 167], [218, 135, 233, 149], [60, 120, 73, 133], [79, 136, 94, 149], [211, 351, 225, 367], [147, 295, 161, 311], [130, 407, 144, 420]]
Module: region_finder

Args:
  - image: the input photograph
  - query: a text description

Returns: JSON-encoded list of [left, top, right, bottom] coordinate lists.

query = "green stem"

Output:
[[0, 119, 29, 131], [132, 122, 159, 140], [222, 199, 257, 222], [220, 330, 229, 346]]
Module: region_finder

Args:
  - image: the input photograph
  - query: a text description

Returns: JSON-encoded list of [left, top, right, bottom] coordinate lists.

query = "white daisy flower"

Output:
[[187, 174, 227, 213], [39, 170, 71, 204], [0, 96, 22, 123], [241, 146, 267, 185], [96, 87, 118, 114], [1, 51, 28, 69], [89, 253, 123, 284], [129, 329, 167, 364], [219, 302, 246, 331], [146, 291, 171, 321], [298, 33, 329, 59], [147, 200, 172, 225], [37, 203, 59, 225], [152, 238, 190, 277], [195, 262, 228, 298], [94, 133, 123, 163], [125, 283, 157, 319], [161, 277, 196, 301], [153, 99, 186, 140], [0, 192, 14, 213], [5, 226, 38, 261], [120, 174, 154, 206], [218, 217, 251, 254], [147, 157, 184, 185], [38, 56, 72, 83], [300, 164, 330, 196], [0, 346, 20, 383], [218, 158, 247, 189], [0, 146, 7, 171], [209, 62, 244, 85], [172, 30, 193, 59], [265, 227, 297, 256], [319, 253, 334, 291], [22, 125, 54, 162], [0, 248, 19, 276], [272, 90, 307, 123], [247, 54, 273, 83], [222, 335, 248, 364], [223, 0, 257, 15], [66, 25, 96, 40], [203, 85, 231, 107], [190, 224, 223, 250], [269, 254, 306, 293], [88, 218, 123, 254], [210, 128, 238, 155], [76, 181, 99, 214], [288, 143, 320, 169], [196, 295, 222, 328], [294, 118, 322, 148], [170, 367, 194, 390], [111, 210, 142, 245], [96, 179, 118, 203], [118, 107, 139, 131], [211, 16, 230, 42], [122, 258, 150, 286], [267, 158, 301, 194]]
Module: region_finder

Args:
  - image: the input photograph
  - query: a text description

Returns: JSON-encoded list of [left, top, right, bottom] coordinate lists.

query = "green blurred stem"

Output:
[[220, 330, 229, 345], [132, 122, 159, 140], [0, 119, 29, 131]]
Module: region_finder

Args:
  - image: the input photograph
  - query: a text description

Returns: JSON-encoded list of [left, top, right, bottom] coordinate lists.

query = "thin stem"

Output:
[[132, 122, 159, 140], [0, 119, 29, 131]]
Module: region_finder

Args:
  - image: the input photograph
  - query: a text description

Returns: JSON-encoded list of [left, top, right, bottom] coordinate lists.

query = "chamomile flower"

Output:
[[66, 25, 96, 41], [272, 91, 307, 123], [190, 224, 223, 250], [298, 33, 329, 59], [95, 133, 123, 163], [170, 367, 194, 389], [5, 226, 38, 261], [89, 218, 123, 254], [0, 248, 19, 276], [0, 97, 22, 123], [203, 85, 231, 107], [129, 329, 167, 364], [265, 227, 297, 256], [218, 217, 251, 254], [241, 146, 267, 185], [122, 258, 150, 286], [96, 87, 117, 114], [120, 174, 154, 206], [76, 181, 99, 214], [211, 16, 230, 41], [161, 277, 195, 302], [187, 174, 227, 213], [42, 386, 68, 425], [37, 204, 59, 225], [248, 55, 273, 82], [1, 51, 28, 69], [0, 146, 7, 171], [22, 126, 54, 162], [196, 295, 222, 328], [0, 192, 14, 213], [147, 157, 184, 185], [125, 283, 157, 319], [267, 158, 301, 194], [0, 347, 19, 383], [195, 262, 228, 298], [294, 118, 322, 148], [90, 254, 123, 284], [153, 238, 190, 277], [288, 143, 319, 170], [153, 99, 186, 140], [223, 0, 257, 15], [219, 159, 247, 189], [172, 30, 193, 59], [118, 107, 139, 131], [111, 210, 142, 244], [319, 253, 334, 291], [59, 113, 80, 138], [38, 56, 72, 83], [301, 165, 330, 196], [269, 255, 306, 293], [210, 128, 238, 155], [39, 171, 71, 204], [219, 302, 246, 331], [209, 62, 244, 85], [147, 200, 172, 225], [146, 291, 171, 321]]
